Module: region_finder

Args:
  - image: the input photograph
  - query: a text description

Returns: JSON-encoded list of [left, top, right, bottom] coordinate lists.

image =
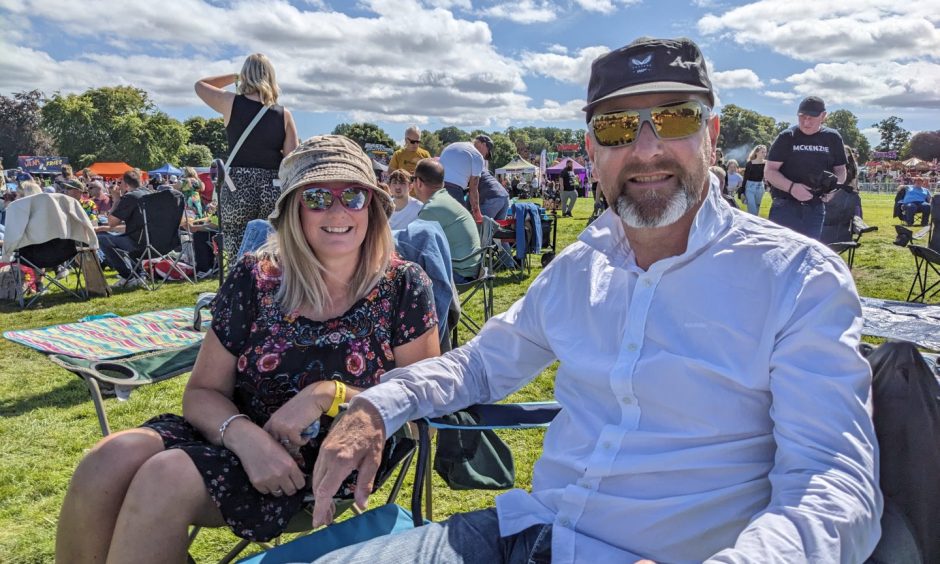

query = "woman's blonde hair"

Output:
[[258, 189, 393, 315], [183, 166, 198, 179], [747, 144, 767, 162], [237, 53, 280, 106]]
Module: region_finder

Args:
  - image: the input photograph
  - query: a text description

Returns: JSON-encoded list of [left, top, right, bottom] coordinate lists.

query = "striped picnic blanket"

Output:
[[4, 308, 207, 360]]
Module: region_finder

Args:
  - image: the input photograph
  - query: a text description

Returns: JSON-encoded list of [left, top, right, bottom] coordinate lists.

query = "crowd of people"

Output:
[[0, 37, 932, 564]]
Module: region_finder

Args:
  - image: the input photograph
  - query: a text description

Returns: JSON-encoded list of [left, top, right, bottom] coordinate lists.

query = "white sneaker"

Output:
[[113, 276, 144, 290]]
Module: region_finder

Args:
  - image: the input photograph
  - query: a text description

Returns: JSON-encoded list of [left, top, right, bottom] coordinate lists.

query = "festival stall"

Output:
[[545, 158, 587, 184], [495, 155, 538, 177], [86, 162, 148, 182], [148, 163, 183, 178]]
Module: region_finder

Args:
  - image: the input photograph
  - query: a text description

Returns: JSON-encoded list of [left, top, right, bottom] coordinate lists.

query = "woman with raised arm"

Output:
[[194, 53, 300, 268]]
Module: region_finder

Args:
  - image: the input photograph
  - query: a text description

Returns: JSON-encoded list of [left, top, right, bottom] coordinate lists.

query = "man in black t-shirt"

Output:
[[95, 169, 154, 286], [560, 160, 579, 217], [765, 96, 847, 240]]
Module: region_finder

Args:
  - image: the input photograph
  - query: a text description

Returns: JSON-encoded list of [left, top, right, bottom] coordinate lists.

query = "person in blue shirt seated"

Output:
[[901, 177, 931, 226], [308, 37, 881, 563]]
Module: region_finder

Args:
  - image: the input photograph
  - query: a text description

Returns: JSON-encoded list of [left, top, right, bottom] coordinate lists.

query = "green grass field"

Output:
[[0, 192, 918, 562]]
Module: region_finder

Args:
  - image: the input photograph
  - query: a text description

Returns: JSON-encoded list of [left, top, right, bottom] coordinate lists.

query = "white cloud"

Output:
[[0, 0, 597, 126], [521, 45, 610, 85], [698, 0, 940, 113], [546, 44, 568, 54], [763, 90, 798, 102], [479, 0, 556, 23], [712, 68, 763, 90], [573, 0, 640, 13], [698, 0, 940, 63]]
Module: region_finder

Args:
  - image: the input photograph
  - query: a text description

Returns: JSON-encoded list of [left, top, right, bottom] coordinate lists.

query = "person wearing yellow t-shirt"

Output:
[[388, 125, 431, 174]]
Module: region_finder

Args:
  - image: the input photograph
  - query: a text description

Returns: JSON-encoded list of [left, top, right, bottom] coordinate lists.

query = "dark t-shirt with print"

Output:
[[561, 170, 578, 192], [110, 187, 153, 244], [768, 125, 846, 201]]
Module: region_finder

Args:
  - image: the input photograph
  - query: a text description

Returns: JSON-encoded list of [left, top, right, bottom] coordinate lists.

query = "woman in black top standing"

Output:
[[742, 144, 767, 215], [195, 53, 300, 267]]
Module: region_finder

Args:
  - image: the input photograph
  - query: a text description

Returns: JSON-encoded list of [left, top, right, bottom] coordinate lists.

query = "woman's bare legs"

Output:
[[56, 429, 166, 562], [106, 448, 225, 564]]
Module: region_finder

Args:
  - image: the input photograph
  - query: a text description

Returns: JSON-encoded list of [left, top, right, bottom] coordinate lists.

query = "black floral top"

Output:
[[212, 253, 437, 426]]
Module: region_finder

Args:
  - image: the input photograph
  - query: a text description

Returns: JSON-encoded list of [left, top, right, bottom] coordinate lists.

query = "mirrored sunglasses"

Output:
[[300, 186, 372, 212], [590, 100, 710, 147], [406, 138, 421, 144]]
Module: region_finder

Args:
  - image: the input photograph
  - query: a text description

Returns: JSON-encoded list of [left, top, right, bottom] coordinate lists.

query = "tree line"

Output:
[[2, 86, 938, 173]]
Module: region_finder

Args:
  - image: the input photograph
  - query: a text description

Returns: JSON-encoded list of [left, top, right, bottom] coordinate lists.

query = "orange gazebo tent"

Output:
[[85, 162, 149, 182]]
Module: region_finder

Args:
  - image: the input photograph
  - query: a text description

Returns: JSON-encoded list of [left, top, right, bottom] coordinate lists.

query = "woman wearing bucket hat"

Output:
[[57, 136, 441, 561], [195, 53, 300, 268]]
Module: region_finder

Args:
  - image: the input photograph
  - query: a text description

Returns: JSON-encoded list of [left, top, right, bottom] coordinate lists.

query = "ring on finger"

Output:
[[273, 488, 284, 496], [280, 438, 291, 446]]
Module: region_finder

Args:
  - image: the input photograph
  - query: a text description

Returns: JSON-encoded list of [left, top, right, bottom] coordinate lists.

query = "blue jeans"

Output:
[[97, 232, 139, 278], [237, 219, 274, 259], [902, 202, 930, 226], [314, 508, 551, 564], [744, 180, 764, 215], [481, 195, 510, 221], [768, 198, 825, 240]]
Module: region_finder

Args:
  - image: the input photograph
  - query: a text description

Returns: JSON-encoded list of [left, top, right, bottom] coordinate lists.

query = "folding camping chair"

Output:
[[450, 228, 496, 348], [825, 216, 878, 270], [1, 192, 99, 308], [114, 189, 195, 290], [233, 401, 561, 563], [906, 198, 940, 302]]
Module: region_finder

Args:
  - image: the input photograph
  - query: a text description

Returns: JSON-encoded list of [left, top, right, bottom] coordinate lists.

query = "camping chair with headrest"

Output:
[[1, 192, 99, 308], [114, 189, 194, 290], [906, 198, 940, 302], [450, 226, 496, 348]]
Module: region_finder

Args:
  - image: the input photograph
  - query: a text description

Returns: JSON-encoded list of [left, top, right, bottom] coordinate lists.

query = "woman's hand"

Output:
[[230, 425, 307, 497], [263, 381, 335, 448]]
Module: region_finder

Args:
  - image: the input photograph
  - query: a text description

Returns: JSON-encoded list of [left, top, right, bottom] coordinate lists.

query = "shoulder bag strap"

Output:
[[222, 104, 270, 193]]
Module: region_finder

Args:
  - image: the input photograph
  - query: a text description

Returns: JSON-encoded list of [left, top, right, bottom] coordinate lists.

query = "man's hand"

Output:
[[472, 207, 484, 223], [310, 400, 386, 528], [789, 183, 814, 202]]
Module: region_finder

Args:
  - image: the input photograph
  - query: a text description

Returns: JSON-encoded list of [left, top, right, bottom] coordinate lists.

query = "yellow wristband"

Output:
[[325, 381, 346, 418]]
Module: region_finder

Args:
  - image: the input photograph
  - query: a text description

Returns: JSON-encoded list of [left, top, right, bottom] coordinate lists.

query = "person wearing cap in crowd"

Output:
[[57, 135, 440, 562], [310, 37, 881, 563], [388, 125, 431, 175], [412, 158, 482, 281], [765, 96, 848, 240], [472, 134, 511, 221], [63, 178, 99, 224], [559, 159, 580, 217], [439, 139, 487, 222]]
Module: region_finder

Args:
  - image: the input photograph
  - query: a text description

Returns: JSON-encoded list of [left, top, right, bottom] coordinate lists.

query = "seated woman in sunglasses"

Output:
[[56, 135, 441, 562]]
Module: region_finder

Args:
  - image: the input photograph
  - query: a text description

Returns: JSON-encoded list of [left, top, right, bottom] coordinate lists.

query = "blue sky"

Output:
[[2, 0, 938, 149]]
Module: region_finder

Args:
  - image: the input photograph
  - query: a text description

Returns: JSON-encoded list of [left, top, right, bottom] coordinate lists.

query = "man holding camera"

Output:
[[765, 96, 847, 240]]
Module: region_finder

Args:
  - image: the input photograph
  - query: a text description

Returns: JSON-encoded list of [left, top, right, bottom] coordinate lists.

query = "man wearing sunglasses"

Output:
[[388, 125, 430, 175], [765, 96, 848, 240], [312, 37, 880, 563]]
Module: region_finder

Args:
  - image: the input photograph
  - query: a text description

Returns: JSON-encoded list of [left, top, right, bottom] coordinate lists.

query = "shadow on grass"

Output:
[[0, 376, 91, 418]]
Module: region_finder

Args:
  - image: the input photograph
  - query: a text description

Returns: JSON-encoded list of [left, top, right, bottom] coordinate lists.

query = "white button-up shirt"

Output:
[[356, 184, 881, 563]]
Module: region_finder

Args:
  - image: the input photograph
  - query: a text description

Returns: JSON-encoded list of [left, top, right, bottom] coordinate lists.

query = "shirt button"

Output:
[[559, 517, 571, 527], [621, 396, 634, 405], [602, 441, 612, 449], [643, 278, 652, 287]]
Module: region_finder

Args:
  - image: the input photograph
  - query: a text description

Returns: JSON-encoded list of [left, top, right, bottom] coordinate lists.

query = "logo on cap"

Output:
[[630, 53, 653, 74], [669, 57, 698, 70]]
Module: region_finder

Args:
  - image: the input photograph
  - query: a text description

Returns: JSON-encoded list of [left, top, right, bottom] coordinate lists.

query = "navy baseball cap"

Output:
[[798, 96, 826, 117], [582, 37, 715, 122]]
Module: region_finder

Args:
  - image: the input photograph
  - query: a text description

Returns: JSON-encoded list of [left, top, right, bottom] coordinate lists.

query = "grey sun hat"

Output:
[[269, 135, 394, 227]]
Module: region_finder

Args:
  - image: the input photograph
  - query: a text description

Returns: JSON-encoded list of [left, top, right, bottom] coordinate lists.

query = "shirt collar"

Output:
[[579, 173, 733, 268]]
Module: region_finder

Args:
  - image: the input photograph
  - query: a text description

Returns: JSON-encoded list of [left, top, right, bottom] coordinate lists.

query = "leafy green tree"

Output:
[[41, 86, 189, 169], [825, 109, 871, 163], [184, 116, 228, 159], [179, 144, 213, 167], [872, 116, 911, 153], [907, 131, 940, 161], [435, 126, 470, 145], [718, 104, 777, 151], [331, 122, 397, 150], [0, 90, 56, 169], [489, 133, 516, 171], [420, 130, 443, 156]]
